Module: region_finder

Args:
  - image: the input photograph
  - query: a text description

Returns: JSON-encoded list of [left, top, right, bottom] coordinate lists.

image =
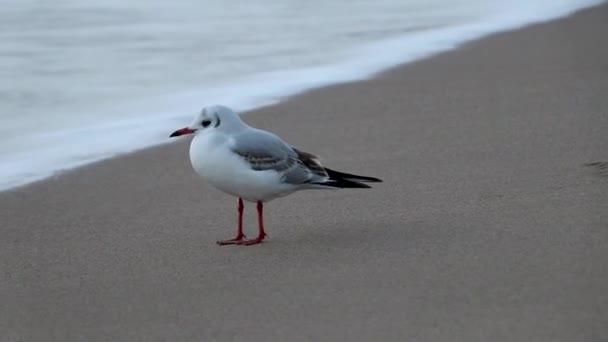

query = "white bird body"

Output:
[[170, 105, 381, 245], [189, 129, 296, 202]]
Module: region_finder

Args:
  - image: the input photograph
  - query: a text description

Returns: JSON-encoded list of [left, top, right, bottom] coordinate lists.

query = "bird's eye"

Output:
[[202, 120, 212, 127]]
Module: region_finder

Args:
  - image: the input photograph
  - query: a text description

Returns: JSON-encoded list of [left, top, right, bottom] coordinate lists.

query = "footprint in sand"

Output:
[[584, 162, 608, 178]]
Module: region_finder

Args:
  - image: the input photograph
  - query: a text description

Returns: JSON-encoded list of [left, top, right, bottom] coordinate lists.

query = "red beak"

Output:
[[169, 127, 196, 137]]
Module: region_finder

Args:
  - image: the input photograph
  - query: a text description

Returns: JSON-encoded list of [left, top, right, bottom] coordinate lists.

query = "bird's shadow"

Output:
[[273, 219, 424, 251]]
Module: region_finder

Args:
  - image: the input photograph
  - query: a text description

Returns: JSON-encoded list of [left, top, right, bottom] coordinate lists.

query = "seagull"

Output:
[[170, 105, 382, 246]]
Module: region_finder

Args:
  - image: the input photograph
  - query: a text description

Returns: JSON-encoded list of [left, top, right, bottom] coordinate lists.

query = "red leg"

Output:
[[238, 201, 267, 246], [217, 198, 246, 245]]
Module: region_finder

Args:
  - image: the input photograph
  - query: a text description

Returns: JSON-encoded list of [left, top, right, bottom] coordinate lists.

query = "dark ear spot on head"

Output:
[[214, 115, 221, 127]]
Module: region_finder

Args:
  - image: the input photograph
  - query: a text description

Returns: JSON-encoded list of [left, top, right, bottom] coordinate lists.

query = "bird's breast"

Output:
[[189, 134, 235, 182]]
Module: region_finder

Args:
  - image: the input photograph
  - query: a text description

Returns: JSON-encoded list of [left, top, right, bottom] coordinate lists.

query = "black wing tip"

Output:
[[323, 167, 383, 183], [315, 179, 372, 189], [362, 176, 383, 183]]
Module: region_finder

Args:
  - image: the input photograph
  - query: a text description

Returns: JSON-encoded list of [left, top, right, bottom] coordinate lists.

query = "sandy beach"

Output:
[[2, 4, 607, 342]]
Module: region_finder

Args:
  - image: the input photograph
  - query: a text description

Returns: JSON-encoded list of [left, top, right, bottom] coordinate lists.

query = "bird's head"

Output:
[[170, 105, 245, 138]]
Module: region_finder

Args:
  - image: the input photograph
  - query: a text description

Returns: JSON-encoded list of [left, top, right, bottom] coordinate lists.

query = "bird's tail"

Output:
[[312, 167, 383, 189]]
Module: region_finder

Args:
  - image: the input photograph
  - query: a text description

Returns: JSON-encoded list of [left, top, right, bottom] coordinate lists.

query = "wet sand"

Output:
[[1, 5, 607, 341]]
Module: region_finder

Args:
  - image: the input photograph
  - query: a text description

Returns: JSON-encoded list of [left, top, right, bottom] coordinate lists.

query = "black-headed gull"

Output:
[[170, 105, 382, 245]]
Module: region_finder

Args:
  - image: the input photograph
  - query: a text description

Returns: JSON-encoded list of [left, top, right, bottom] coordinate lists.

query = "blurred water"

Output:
[[0, 0, 602, 190]]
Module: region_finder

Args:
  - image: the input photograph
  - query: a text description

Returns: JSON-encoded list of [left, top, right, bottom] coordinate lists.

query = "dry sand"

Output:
[[1, 5, 608, 342]]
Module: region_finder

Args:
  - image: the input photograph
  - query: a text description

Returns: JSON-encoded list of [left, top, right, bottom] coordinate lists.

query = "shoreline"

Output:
[[2, 4, 607, 341], [0, 1, 604, 193]]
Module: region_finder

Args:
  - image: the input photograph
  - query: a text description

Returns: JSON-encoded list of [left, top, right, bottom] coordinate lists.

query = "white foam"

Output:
[[0, 0, 603, 191]]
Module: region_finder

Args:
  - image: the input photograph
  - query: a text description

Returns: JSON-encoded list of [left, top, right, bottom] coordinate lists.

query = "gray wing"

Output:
[[230, 129, 296, 172], [230, 129, 328, 185]]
